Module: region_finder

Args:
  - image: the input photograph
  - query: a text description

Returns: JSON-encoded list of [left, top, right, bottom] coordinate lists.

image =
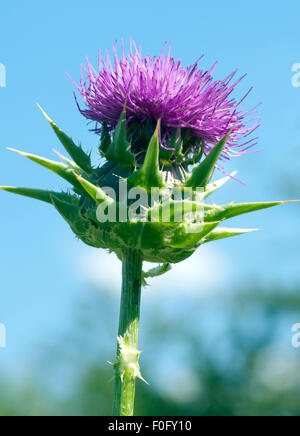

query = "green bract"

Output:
[[0, 107, 293, 267]]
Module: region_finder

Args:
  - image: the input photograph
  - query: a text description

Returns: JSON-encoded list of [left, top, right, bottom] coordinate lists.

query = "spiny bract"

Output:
[[0, 44, 291, 274], [0, 105, 289, 267]]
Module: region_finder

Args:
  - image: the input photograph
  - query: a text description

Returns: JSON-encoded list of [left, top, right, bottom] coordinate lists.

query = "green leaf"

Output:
[[73, 172, 114, 205], [0, 186, 53, 204], [169, 220, 222, 249], [106, 105, 135, 167], [128, 121, 165, 191], [53, 149, 81, 171], [8, 148, 83, 193], [99, 122, 111, 155], [0, 185, 80, 206], [143, 263, 172, 278], [149, 199, 219, 222], [205, 200, 297, 222], [38, 104, 92, 174], [159, 128, 182, 163], [50, 193, 78, 223], [142, 263, 172, 286], [50, 193, 88, 235], [203, 227, 259, 243], [185, 130, 232, 189]]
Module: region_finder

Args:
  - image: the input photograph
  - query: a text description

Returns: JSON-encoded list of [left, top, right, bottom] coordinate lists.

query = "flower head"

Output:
[[73, 41, 259, 162], [1, 49, 289, 266]]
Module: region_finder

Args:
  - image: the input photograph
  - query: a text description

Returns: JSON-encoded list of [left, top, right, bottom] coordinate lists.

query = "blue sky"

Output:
[[0, 0, 299, 371]]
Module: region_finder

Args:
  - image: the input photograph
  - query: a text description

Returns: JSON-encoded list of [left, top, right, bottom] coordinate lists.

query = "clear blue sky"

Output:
[[0, 0, 299, 371]]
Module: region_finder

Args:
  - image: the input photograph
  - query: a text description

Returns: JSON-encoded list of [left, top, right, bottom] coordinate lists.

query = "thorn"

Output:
[[52, 149, 73, 165], [112, 173, 127, 181], [7, 147, 26, 156], [138, 374, 149, 385], [155, 118, 161, 135], [280, 200, 300, 204], [36, 103, 53, 123], [53, 149, 63, 159]]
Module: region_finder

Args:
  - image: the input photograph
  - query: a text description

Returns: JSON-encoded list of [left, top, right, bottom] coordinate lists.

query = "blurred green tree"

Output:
[[0, 284, 300, 416]]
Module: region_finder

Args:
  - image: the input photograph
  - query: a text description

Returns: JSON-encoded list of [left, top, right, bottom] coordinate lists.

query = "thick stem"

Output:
[[112, 248, 143, 416]]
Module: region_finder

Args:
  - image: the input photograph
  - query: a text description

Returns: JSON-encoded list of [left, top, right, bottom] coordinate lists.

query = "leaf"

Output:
[[185, 130, 232, 189], [50, 193, 88, 235], [106, 105, 135, 167], [99, 122, 111, 155], [53, 149, 81, 171], [38, 104, 92, 173], [128, 120, 165, 191], [203, 227, 259, 243], [159, 128, 182, 163], [50, 193, 78, 223], [149, 199, 218, 222], [169, 220, 222, 249], [8, 148, 83, 193], [0, 185, 80, 206], [142, 263, 172, 286], [73, 172, 114, 205], [205, 200, 297, 222], [143, 263, 172, 279], [0, 186, 53, 204]]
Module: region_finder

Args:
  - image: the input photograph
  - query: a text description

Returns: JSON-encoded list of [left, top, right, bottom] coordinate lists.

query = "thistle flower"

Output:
[[74, 41, 259, 164], [0, 42, 294, 418]]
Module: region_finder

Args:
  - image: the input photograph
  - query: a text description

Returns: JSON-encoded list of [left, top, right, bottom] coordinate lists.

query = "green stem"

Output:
[[112, 248, 143, 416]]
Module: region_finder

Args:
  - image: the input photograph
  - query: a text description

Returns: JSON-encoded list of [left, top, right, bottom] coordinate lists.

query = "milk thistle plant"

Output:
[[0, 42, 295, 416]]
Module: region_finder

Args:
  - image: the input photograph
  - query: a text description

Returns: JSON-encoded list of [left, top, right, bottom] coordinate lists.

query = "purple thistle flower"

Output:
[[72, 41, 260, 160]]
